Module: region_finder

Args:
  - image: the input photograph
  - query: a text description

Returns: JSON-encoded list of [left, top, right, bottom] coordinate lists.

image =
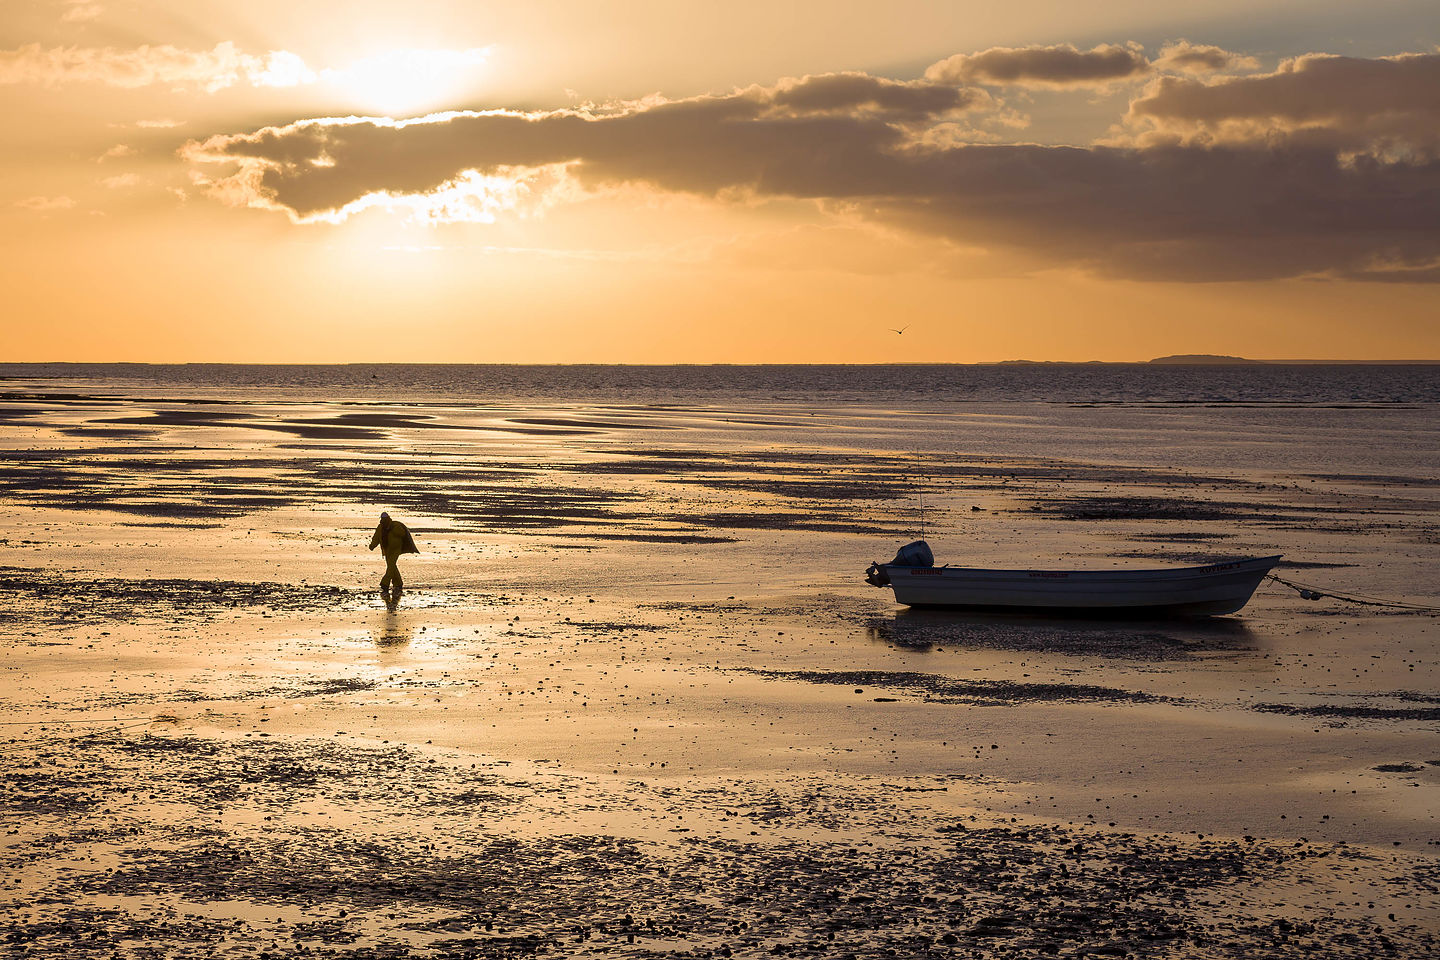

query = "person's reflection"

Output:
[[376, 602, 413, 647]]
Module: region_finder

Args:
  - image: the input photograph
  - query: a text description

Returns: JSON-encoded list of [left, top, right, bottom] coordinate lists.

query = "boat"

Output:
[[865, 542, 1280, 617]]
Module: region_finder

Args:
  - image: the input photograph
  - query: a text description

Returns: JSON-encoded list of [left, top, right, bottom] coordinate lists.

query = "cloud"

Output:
[[98, 143, 132, 161], [1, 41, 494, 117], [61, 1, 103, 23], [291, 164, 575, 225], [863, 146, 1440, 282], [1125, 52, 1440, 157], [764, 72, 989, 119], [923, 40, 1260, 88], [184, 71, 994, 220], [185, 55, 1440, 283], [0, 42, 489, 103], [926, 43, 1149, 89], [16, 195, 76, 212], [0, 41, 304, 93], [1153, 41, 1259, 75]]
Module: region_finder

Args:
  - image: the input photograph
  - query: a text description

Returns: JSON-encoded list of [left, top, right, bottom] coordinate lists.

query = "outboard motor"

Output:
[[864, 562, 890, 587]]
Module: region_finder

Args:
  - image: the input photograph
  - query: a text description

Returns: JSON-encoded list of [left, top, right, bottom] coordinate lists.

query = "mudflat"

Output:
[[3, 381, 1439, 957]]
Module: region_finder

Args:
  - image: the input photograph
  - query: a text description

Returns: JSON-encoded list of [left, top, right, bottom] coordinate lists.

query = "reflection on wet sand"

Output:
[[375, 600, 413, 646], [868, 607, 1260, 659]]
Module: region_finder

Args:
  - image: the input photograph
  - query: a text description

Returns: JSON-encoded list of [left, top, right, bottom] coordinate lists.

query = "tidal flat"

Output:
[[2, 377, 1439, 957]]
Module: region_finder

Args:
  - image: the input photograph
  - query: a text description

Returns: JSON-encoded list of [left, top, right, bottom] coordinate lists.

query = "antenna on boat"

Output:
[[919, 476, 926, 540]]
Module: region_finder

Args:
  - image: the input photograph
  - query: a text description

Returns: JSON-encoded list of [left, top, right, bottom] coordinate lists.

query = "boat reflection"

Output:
[[867, 607, 1260, 658]]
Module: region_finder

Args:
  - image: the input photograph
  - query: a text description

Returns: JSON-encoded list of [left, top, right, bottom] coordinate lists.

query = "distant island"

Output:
[[993, 356, 1259, 365], [992, 359, 1107, 365], [1147, 354, 1263, 365]]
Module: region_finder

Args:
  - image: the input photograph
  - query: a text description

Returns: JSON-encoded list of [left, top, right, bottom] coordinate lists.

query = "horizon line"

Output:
[[4, 359, 1440, 367]]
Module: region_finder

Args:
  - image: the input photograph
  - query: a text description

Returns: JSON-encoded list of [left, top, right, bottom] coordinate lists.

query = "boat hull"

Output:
[[880, 556, 1281, 617]]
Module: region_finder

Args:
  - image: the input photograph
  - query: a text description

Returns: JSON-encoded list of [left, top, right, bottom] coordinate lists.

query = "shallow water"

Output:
[[5, 360, 1439, 404]]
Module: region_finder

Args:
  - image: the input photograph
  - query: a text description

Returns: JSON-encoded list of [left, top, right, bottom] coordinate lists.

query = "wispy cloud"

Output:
[[0, 42, 301, 93], [99, 172, 141, 189], [0, 42, 491, 102], [16, 195, 76, 212], [60, 1, 103, 23]]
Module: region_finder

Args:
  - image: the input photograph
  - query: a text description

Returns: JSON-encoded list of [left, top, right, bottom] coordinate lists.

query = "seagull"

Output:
[[890, 325, 910, 335]]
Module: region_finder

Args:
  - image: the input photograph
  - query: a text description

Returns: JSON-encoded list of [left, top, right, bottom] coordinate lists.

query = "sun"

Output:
[[324, 47, 492, 117]]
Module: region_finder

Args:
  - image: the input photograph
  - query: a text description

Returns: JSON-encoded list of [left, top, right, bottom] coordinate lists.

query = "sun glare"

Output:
[[288, 163, 572, 226], [325, 47, 491, 116]]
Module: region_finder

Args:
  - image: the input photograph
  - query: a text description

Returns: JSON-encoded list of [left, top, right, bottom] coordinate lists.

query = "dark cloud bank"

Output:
[[187, 47, 1440, 282]]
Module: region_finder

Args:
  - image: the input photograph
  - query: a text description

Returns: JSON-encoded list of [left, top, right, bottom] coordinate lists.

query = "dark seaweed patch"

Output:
[[741, 668, 1172, 706], [1253, 692, 1440, 722], [0, 568, 370, 626]]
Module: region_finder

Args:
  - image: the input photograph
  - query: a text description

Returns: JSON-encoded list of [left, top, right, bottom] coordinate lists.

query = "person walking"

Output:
[[369, 511, 419, 597]]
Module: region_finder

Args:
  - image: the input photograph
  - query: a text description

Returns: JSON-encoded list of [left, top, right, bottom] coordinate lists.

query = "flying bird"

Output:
[[890, 325, 910, 335]]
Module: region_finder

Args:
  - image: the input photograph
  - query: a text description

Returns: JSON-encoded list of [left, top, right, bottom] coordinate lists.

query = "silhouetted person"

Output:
[[369, 511, 418, 599]]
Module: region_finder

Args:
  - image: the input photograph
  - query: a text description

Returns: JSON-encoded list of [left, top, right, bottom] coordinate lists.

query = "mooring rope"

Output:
[[1266, 574, 1440, 613]]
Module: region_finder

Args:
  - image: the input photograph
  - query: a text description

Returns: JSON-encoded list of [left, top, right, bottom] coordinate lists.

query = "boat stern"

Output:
[[864, 561, 891, 588]]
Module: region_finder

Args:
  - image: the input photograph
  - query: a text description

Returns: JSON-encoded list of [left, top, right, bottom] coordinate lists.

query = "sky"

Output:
[[3, 0, 1439, 362]]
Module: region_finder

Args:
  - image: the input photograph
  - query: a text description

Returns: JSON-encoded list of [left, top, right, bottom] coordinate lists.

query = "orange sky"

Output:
[[3, 0, 1438, 362]]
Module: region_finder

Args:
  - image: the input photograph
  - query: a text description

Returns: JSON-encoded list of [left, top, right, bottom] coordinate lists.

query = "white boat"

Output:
[[865, 546, 1281, 617]]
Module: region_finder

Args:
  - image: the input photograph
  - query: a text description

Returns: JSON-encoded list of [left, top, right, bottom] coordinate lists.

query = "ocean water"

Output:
[[4, 363, 1439, 482], [3, 361, 1439, 405]]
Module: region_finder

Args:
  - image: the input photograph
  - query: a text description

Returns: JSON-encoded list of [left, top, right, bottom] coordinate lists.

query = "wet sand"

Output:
[[3, 385, 1439, 957]]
